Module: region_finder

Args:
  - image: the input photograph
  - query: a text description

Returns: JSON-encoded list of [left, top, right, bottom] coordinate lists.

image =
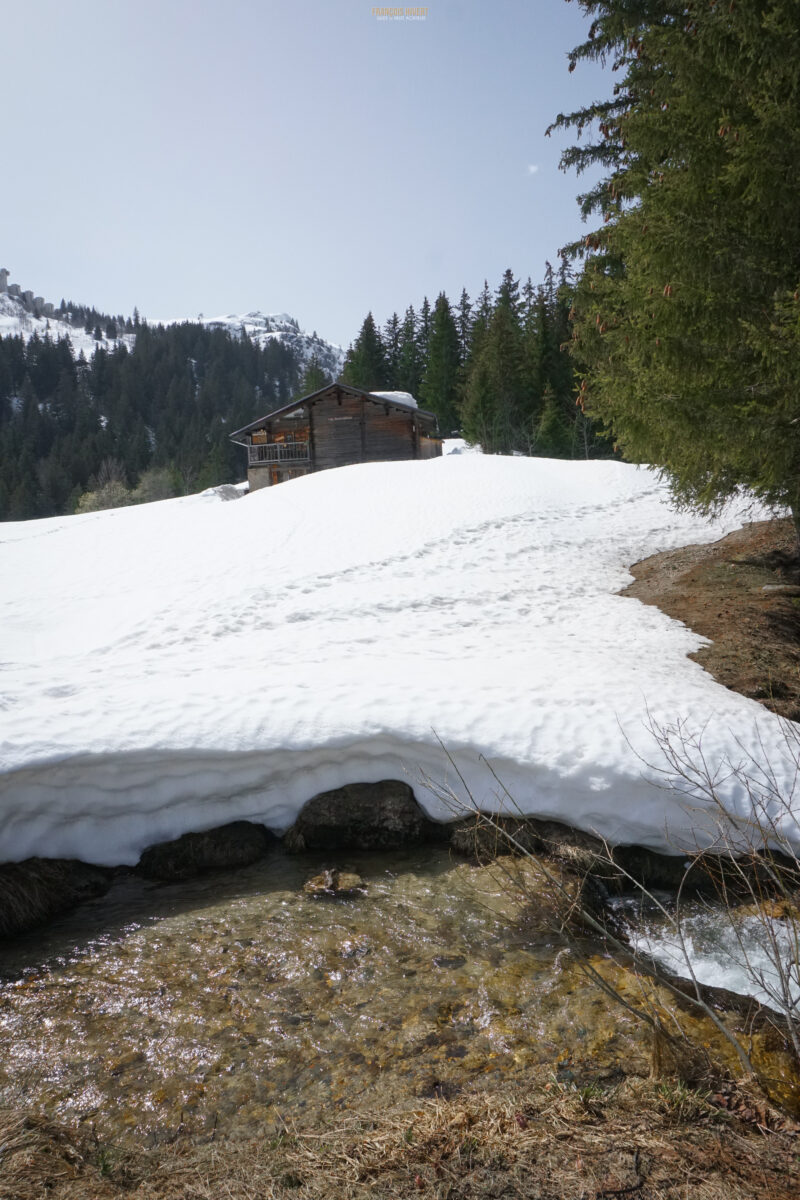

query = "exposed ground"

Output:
[[625, 517, 800, 720], [2, 1069, 799, 1200]]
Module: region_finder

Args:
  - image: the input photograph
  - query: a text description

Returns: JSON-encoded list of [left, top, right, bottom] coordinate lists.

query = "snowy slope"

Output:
[[0, 292, 133, 358], [0, 457, 797, 866], [162, 310, 345, 377]]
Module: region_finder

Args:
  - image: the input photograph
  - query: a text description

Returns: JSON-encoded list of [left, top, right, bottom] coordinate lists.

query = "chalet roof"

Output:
[[229, 383, 441, 440]]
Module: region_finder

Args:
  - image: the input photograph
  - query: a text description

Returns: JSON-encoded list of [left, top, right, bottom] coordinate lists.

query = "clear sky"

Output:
[[3, 0, 608, 348]]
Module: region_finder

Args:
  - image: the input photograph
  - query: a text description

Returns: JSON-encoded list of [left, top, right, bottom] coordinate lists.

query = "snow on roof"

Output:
[[370, 390, 418, 408], [0, 456, 792, 866]]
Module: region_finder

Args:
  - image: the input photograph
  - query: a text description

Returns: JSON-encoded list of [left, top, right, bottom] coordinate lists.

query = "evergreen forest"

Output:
[[0, 322, 302, 520], [340, 262, 611, 460], [0, 259, 614, 522]]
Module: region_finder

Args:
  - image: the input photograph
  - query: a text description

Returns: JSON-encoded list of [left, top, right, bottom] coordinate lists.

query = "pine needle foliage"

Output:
[[551, 0, 800, 534]]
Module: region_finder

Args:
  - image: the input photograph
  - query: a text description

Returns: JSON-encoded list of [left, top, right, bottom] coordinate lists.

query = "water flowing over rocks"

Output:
[[0, 802, 700, 940], [136, 820, 274, 880], [284, 780, 443, 852]]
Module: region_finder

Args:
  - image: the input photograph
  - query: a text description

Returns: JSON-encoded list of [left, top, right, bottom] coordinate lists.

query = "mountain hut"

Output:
[[229, 383, 442, 490]]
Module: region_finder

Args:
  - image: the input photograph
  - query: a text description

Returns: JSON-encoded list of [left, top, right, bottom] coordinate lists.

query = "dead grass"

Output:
[[624, 518, 800, 720], [0, 858, 111, 939], [0, 1110, 117, 1199], [3, 1069, 799, 1200]]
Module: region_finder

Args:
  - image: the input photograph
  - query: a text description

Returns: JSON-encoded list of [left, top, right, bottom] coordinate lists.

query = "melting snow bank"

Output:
[[1, 455, 798, 867]]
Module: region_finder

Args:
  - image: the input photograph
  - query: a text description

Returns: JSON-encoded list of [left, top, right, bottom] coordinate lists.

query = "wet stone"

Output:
[[284, 780, 441, 852], [303, 868, 366, 898], [449, 813, 692, 893], [137, 821, 273, 881], [432, 954, 467, 969]]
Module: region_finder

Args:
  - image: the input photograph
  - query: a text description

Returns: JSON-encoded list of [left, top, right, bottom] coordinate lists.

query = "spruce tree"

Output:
[[468, 282, 493, 362], [340, 313, 388, 390], [553, 0, 800, 532], [383, 313, 401, 389], [456, 289, 472, 360], [420, 293, 461, 433], [416, 297, 432, 365], [396, 306, 423, 396], [463, 271, 525, 453], [296, 353, 330, 398]]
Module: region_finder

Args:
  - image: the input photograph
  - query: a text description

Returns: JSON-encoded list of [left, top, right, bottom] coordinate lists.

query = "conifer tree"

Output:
[[463, 271, 526, 453], [382, 313, 401, 389], [456, 289, 472, 360], [520, 277, 546, 431], [552, 0, 800, 531], [468, 282, 493, 362], [340, 313, 387, 390], [396, 306, 423, 396], [416, 297, 432, 364], [536, 383, 573, 458], [296, 353, 330, 398], [420, 293, 461, 433]]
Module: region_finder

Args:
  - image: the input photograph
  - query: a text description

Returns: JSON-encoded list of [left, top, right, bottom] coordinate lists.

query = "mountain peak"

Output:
[[163, 310, 344, 375], [0, 271, 345, 376]]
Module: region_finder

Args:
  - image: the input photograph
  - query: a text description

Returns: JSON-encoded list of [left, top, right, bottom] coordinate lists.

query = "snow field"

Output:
[[0, 455, 797, 866]]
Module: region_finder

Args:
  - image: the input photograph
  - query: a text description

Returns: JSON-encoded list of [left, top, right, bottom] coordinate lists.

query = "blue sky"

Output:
[[4, 0, 608, 347]]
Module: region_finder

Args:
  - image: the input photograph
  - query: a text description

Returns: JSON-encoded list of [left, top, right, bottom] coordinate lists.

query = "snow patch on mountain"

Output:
[[0, 291, 133, 358], [163, 310, 345, 377]]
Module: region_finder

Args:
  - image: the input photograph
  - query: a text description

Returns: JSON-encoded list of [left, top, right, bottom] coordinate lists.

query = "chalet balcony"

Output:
[[248, 442, 310, 466]]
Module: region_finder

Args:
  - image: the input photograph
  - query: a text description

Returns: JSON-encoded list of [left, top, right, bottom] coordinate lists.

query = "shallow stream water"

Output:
[[0, 847, 647, 1145]]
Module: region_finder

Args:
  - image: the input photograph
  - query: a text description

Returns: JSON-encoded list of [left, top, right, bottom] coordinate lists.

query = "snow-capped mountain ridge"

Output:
[[0, 285, 134, 359], [174, 309, 345, 376], [0, 269, 345, 376]]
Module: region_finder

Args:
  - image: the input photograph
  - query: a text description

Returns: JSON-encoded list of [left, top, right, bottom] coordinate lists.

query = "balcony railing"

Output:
[[248, 442, 310, 466]]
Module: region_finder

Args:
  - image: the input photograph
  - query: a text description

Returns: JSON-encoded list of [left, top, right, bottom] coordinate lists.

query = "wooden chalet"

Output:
[[230, 383, 443, 490]]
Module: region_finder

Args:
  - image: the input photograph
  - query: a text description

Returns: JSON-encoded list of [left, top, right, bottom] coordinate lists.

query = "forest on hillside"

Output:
[[341, 261, 611, 460], [0, 323, 301, 520], [0, 259, 614, 522]]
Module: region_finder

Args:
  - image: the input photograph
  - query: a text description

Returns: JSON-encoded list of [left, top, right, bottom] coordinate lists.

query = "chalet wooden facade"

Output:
[[230, 383, 442, 490]]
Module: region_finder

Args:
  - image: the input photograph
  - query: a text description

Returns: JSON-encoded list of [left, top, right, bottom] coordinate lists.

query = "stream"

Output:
[[0, 847, 647, 1146]]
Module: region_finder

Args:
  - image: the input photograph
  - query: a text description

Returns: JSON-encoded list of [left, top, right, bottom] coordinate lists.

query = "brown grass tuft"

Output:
[[0, 858, 111, 939], [3, 1068, 799, 1200]]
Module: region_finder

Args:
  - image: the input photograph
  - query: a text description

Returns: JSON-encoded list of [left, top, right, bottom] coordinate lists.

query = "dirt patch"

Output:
[[624, 518, 800, 719]]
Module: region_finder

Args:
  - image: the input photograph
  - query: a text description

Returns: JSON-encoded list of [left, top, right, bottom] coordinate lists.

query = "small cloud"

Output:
[[527, 163, 540, 176]]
